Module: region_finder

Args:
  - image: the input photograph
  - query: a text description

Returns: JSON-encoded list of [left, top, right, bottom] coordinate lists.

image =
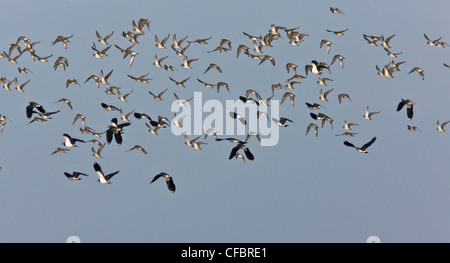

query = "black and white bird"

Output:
[[101, 102, 119, 111], [305, 102, 326, 110], [239, 96, 260, 106], [106, 118, 131, 145], [229, 143, 254, 161], [343, 137, 377, 153], [93, 162, 120, 184], [62, 133, 86, 147], [64, 171, 89, 181], [150, 172, 176, 193], [396, 99, 415, 120], [272, 117, 293, 127], [26, 101, 45, 119]]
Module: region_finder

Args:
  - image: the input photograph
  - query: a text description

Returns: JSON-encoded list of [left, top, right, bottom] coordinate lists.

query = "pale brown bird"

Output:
[[343, 121, 359, 130], [95, 30, 114, 45], [408, 67, 424, 80], [336, 132, 358, 137], [286, 63, 298, 74], [326, 28, 348, 36], [172, 34, 188, 49], [330, 7, 345, 14], [216, 82, 230, 93], [180, 56, 198, 69], [155, 34, 170, 49], [66, 79, 80, 88], [437, 120, 450, 132], [363, 106, 380, 120], [187, 36, 212, 44], [381, 34, 396, 49], [320, 39, 332, 54], [338, 93, 351, 104], [236, 44, 249, 58], [204, 63, 222, 74], [128, 72, 152, 83], [72, 113, 87, 128], [331, 54, 345, 69], [153, 54, 168, 68], [305, 123, 319, 137], [117, 89, 134, 102], [56, 98, 73, 110], [169, 76, 191, 87], [197, 78, 215, 89], [52, 34, 73, 49], [259, 55, 275, 66], [126, 145, 148, 154], [148, 88, 168, 101], [281, 92, 295, 106], [319, 88, 334, 102]]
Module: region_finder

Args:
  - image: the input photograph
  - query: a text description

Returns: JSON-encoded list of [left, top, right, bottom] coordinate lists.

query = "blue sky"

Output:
[[0, 0, 450, 242]]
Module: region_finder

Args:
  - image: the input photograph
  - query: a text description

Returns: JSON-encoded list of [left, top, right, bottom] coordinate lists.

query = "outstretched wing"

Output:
[[114, 133, 123, 145], [396, 101, 406, 111], [106, 129, 113, 144], [105, 170, 119, 181], [229, 145, 240, 160], [150, 173, 163, 184], [361, 137, 377, 151], [343, 141, 356, 148]]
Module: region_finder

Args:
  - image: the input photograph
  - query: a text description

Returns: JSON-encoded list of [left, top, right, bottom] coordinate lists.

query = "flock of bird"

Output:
[[0, 7, 448, 193]]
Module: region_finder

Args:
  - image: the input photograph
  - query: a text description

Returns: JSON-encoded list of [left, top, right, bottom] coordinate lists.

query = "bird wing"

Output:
[[105, 170, 119, 181], [441, 120, 450, 129], [361, 137, 377, 151], [229, 145, 240, 160], [150, 173, 163, 184], [106, 129, 113, 144], [324, 88, 334, 98], [114, 133, 123, 145], [396, 100, 406, 111], [343, 141, 356, 148]]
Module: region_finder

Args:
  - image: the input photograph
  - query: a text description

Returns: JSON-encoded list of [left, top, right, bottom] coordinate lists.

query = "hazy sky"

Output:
[[1, 0, 450, 243]]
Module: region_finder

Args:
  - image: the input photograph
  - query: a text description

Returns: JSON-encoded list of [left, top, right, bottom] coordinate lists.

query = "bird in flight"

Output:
[[26, 101, 45, 119], [64, 171, 89, 181], [106, 118, 131, 145], [363, 106, 380, 120], [408, 67, 424, 80], [396, 99, 415, 120], [272, 117, 293, 127], [330, 7, 345, 14], [326, 28, 349, 36], [94, 162, 120, 184], [437, 120, 450, 132], [229, 143, 254, 161], [305, 123, 319, 137], [343, 137, 377, 153], [150, 172, 176, 193], [62, 133, 86, 148]]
